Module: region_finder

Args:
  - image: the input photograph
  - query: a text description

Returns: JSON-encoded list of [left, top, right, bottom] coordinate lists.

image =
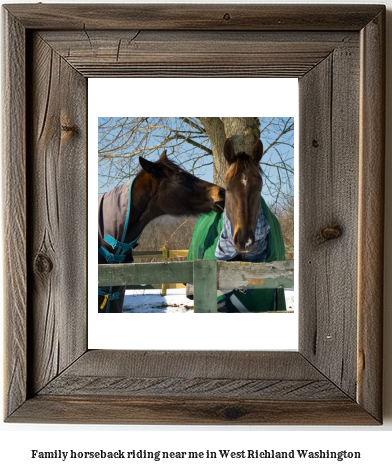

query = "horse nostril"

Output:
[[233, 229, 255, 252]]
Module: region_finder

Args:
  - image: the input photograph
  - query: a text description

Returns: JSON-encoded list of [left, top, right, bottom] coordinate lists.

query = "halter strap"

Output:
[[98, 288, 120, 311]]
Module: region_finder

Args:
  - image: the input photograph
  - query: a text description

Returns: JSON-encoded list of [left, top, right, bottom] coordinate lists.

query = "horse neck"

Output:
[[123, 173, 164, 244]]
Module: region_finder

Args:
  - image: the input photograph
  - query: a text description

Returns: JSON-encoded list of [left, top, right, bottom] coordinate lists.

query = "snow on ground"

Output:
[[285, 288, 294, 311], [122, 288, 295, 313], [122, 288, 194, 313]]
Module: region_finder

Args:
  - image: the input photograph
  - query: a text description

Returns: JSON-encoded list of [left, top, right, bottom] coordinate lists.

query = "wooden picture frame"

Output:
[[3, 4, 385, 424]]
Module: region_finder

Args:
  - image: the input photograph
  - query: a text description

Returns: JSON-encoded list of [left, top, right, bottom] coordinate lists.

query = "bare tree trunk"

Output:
[[198, 117, 226, 187], [198, 117, 260, 187], [222, 117, 260, 153]]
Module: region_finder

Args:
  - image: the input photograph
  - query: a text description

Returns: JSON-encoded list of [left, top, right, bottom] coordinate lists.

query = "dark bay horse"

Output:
[[187, 138, 286, 312], [98, 150, 225, 312]]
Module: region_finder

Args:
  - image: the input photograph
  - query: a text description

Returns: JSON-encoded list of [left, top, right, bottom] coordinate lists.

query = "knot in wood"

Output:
[[61, 124, 77, 134], [314, 225, 342, 245], [223, 405, 244, 420], [223, 12, 231, 21], [34, 252, 53, 275], [312, 139, 319, 148]]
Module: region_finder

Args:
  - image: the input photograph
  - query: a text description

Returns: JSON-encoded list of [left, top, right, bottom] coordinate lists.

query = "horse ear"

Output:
[[158, 150, 168, 161], [251, 139, 264, 163], [139, 156, 161, 176], [223, 138, 236, 164]]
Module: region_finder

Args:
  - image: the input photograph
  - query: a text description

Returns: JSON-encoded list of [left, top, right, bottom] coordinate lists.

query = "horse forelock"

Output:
[[226, 153, 262, 182]]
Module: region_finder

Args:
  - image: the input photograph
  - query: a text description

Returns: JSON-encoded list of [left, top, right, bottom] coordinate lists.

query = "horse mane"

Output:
[[156, 155, 199, 185], [159, 155, 184, 173], [138, 153, 187, 181]]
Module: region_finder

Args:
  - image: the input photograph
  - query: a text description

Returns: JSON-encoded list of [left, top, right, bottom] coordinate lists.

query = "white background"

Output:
[[1, 0, 391, 473], [89, 78, 299, 351]]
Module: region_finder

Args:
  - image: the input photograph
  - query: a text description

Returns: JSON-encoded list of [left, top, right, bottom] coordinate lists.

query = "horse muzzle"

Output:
[[233, 229, 255, 253], [212, 200, 225, 213], [210, 186, 225, 213]]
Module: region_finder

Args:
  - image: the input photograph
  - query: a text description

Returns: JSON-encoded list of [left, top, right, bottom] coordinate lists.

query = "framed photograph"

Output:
[[91, 83, 297, 350], [3, 4, 385, 424]]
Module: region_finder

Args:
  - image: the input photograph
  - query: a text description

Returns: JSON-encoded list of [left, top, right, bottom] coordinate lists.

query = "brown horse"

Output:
[[187, 137, 286, 312], [223, 138, 264, 255], [216, 137, 287, 312], [98, 150, 225, 312]]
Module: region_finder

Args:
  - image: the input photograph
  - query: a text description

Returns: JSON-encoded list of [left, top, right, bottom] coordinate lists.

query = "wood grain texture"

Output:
[[9, 396, 378, 425], [10, 352, 378, 424], [27, 34, 87, 395], [47, 350, 322, 379], [299, 41, 360, 400], [357, 10, 385, 422], [39, 377, 347, 400], [2, 9, 27, 419], [193, 260, 218, 313], [4, 4, 383, 30], [40, 351, 344, 400], [98, 261, 194, 286], [98, 260, 293, 288], [38, 30, 358, 78], [217, 260, 293, 290], [2, 4, 385, 425]]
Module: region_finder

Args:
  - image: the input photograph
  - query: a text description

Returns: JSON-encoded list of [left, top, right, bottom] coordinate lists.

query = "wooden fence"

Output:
[[133, 247, 189, 260], [98, 259, 294, 312], [132, 247, 188, 295]]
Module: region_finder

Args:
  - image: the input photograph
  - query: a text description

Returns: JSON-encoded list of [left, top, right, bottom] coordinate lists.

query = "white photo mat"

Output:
[[89, 78, 298, 350]]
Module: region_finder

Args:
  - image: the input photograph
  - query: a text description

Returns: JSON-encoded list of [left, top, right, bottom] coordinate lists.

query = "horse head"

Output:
[[224, 138, 264, 253], [138, 150, 225, 215]]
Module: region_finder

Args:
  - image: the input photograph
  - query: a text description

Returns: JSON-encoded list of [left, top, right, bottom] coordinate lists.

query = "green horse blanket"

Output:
[[187, 197, 287, 312]]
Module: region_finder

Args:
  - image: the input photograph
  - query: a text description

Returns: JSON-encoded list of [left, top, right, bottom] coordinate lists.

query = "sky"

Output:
[[97, 116, 294, 205]]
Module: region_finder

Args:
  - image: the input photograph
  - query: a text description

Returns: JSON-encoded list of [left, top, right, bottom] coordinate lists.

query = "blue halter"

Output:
[[98, 179, 141, 311]]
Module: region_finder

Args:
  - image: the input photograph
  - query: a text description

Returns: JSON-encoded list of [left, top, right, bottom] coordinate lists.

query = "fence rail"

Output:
[[133, 249, 189, 259], [133, 247, 189, 294], [98, 259, 294, 313]]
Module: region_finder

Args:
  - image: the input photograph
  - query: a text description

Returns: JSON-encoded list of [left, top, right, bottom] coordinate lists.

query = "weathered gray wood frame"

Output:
[[3, 4, 385, 424]]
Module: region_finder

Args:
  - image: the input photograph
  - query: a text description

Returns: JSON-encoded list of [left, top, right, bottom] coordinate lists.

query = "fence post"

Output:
[[193, 260, 217, 312], [161, 246, 168, 296]]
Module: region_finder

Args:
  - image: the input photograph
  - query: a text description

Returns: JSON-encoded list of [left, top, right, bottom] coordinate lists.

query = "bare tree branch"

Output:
[[98, 117, 294, 205]]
